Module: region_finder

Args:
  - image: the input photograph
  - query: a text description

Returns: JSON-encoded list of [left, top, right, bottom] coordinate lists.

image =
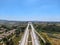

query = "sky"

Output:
[[0, 0, 60, 21]]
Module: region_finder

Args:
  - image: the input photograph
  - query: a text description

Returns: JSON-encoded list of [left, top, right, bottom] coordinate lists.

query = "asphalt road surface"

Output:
[[19, 22, 40, 45]]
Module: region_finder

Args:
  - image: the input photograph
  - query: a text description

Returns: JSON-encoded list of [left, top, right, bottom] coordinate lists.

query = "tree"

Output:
[[15, 29, 20, 37], [6, 39, 14, 45], [2, 37, 8, 42]]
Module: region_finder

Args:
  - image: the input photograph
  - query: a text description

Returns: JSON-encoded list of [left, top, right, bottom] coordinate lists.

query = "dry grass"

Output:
[[0, 43, 3, 45], [49, 38, 60, 45], [41, 32, 60, 45]]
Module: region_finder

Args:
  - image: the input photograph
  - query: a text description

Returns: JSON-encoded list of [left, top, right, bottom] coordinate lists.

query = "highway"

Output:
[[30, 23, 40, 45], [19, 22, 41, 45], [19, 24, 29, 45]]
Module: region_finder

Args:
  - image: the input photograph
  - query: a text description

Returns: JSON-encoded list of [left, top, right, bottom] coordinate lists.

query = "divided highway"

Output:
[[19, 22, 43, 45]]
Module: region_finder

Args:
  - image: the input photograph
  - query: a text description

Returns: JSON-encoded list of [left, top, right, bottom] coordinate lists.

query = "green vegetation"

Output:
[[34, 23, 60, 33], [33, 22, 60, 45], [0, 21, 60, 45], [0, 21, 27, 45], [0, 32, 3, 34], [12, 33, 23, 45]]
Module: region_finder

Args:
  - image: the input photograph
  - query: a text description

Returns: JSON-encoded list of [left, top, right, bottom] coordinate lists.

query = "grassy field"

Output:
[[35, 30, 47, 45], [41, 32, 60, 45]]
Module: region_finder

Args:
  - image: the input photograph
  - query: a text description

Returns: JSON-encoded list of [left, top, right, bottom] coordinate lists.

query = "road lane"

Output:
[[30, 23, 40, 45], [19, 22, 41, 45], [19, 24, 29, 45]]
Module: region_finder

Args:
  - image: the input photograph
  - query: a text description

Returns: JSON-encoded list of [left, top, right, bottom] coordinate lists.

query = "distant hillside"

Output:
[[0, 20, 60, 25], [0, 20, 28, 25]]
